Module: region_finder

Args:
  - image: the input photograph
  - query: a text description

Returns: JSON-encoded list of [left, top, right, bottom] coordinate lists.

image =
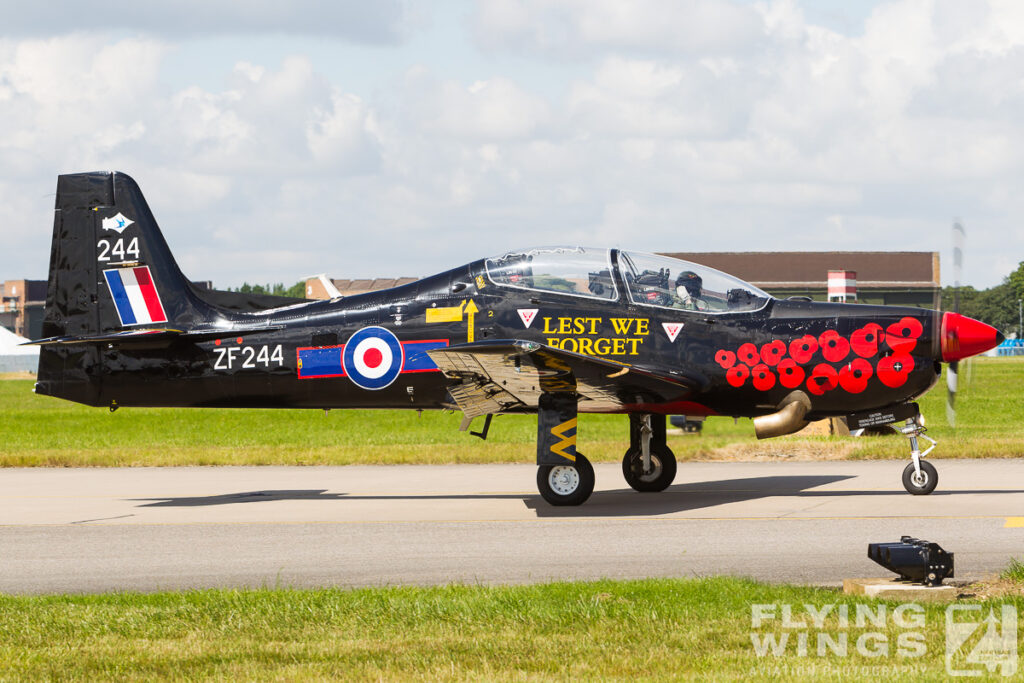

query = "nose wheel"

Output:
[[902, 460, 938, 495]]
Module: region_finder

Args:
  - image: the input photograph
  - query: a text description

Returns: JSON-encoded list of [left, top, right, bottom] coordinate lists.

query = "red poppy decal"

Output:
[[717, 320, 922, 394], [760, 340, 787, 367], [806, 363, 839, 395], [726, 364, 750, 387], [751, 364, 776, 391], [715, 349, 736, 369], [838, 357, 873, 393], [819, 330, 850, 363], [850, 323, 883, 358], [777, 358, 805, 389], [738, 343, 760, 367], [877, 353, 915, 388], [886, 317, 923, 354], [789, 335, 818, 364]]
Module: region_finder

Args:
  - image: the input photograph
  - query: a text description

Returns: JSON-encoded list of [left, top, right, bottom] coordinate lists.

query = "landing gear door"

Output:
[[537, 393, 578, 465]]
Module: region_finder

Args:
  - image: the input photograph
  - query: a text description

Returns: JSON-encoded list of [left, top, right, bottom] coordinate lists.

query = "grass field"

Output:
[[2, 357, 1023, 466], [4, 363, 1024, 681], [1, 577, 1021, 681]]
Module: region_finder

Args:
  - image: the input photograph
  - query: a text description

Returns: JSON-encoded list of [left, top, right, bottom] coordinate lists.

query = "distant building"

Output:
[[660, 252, 941, 309], [0, 280, 47, 339], [304, 275, 419, 300]]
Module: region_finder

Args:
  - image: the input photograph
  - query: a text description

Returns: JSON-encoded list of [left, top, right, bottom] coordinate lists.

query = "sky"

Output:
[[1, 0, 1022, 290]]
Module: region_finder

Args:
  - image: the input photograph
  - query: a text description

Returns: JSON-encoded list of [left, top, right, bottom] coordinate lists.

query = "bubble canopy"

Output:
[[484, 247, 772, 313], [485, 247, 618, 301], [618, 250, 771, 313]]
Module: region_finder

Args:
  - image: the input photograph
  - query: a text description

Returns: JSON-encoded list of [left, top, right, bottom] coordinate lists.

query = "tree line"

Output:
[[233, 282, 307, 299]]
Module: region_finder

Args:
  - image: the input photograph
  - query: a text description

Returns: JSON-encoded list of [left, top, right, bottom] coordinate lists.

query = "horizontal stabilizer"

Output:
[[25, 329, 185, 346], [27, 324, 285, 346]]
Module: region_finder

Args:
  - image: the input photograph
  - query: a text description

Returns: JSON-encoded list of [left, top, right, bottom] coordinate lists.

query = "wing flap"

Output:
[[427, 340, 698, 417]]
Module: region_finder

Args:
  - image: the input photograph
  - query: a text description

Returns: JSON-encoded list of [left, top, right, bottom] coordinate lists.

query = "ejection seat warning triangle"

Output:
[[518, 309, 538, 328], [662, 322, 683, 343]]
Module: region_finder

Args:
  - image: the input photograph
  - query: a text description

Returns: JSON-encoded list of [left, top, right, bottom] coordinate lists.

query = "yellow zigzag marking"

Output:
[[550, 418, 577, 462]]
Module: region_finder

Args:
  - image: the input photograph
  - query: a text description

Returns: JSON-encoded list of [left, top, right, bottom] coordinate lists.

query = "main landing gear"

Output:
[[534, 393, 595, 506], [537, 455, 595, 506], [535, 393, 677, 506], [622, 413, 677, 492]]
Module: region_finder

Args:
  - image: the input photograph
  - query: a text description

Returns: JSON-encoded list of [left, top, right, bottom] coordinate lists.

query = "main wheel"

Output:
[[622, 445, 677, 492], [902, 460, 938, 495], [537, 453, 595, 506]]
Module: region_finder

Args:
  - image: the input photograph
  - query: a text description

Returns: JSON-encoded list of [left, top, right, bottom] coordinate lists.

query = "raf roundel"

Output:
[[342, 326, 405, 390]]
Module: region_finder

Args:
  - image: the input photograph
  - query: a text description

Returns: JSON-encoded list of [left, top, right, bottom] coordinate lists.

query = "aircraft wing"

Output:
[[427, 340, 702, 418]]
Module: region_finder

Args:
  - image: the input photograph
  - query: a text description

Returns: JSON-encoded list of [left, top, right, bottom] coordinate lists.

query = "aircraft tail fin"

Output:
[[36, 171, 216, 404]]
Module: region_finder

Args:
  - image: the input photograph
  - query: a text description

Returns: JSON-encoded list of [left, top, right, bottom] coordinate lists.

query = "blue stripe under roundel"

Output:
[[297, 339, 448, 380], [297, 346, 343, 378], [403, 340, 450, 371], [104, 270, 137, 325]]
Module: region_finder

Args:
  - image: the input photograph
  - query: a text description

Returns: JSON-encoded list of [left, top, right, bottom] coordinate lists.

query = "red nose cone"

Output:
[[941, 312, 1004, 362]]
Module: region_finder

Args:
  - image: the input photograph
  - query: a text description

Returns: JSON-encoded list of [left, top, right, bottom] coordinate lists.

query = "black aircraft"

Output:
[[31, 172, 1004, 505]]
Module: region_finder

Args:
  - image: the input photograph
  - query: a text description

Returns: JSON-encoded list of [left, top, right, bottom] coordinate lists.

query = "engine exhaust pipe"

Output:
[[754, 390, 812, 440]]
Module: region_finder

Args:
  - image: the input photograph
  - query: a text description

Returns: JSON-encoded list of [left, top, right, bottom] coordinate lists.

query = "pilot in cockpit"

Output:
[[674, 270, 707, 311]]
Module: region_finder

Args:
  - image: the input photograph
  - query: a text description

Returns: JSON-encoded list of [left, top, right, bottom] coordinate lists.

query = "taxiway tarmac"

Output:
[[2, 460, 1023, 594]]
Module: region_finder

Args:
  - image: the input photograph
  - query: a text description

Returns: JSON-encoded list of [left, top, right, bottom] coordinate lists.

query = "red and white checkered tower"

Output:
[[827, 270, 857, 303]]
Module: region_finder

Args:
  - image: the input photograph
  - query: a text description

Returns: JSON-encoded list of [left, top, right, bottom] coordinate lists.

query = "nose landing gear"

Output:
[[897, 414, 938, 495], [846, 403, 938, 495]]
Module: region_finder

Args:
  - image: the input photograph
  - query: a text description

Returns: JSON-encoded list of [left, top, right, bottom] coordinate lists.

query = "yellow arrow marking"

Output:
[[1005, 517, 1024, 528], [464, 299, 479, 343]]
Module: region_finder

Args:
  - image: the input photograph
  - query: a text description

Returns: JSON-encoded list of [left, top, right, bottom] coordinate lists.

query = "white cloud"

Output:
[[473, 0, 763, 56], [567, 56, 750, 139], [307, 92, 381, 170], [2, 0, 1024, 290], [0, 1, 416, 43], [403, 71, 552, 140]]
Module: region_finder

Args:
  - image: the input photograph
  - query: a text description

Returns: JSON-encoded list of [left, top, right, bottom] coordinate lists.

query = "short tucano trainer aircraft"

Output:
[[30, 172, 1004, 505]]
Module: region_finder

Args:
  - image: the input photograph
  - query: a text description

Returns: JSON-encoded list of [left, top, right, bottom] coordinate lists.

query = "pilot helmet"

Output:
[[676, 271, 702, 298]]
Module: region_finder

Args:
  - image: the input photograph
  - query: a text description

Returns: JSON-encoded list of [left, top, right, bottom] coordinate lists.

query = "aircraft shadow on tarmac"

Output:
[[129, 489, 528, 507], [528, 476, 1024, 518], [529, 475, 858, 518], [128, 474, 1024, 516]]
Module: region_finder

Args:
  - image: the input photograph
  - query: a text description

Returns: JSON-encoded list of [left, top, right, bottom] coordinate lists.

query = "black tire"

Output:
[[902, 460, 938, 495], [622, 445, 677, 492], [537, 453, 595, 506]]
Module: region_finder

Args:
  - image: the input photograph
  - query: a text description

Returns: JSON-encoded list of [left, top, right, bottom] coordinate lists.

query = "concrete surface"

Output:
[[2, 459, 1023, 594]]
